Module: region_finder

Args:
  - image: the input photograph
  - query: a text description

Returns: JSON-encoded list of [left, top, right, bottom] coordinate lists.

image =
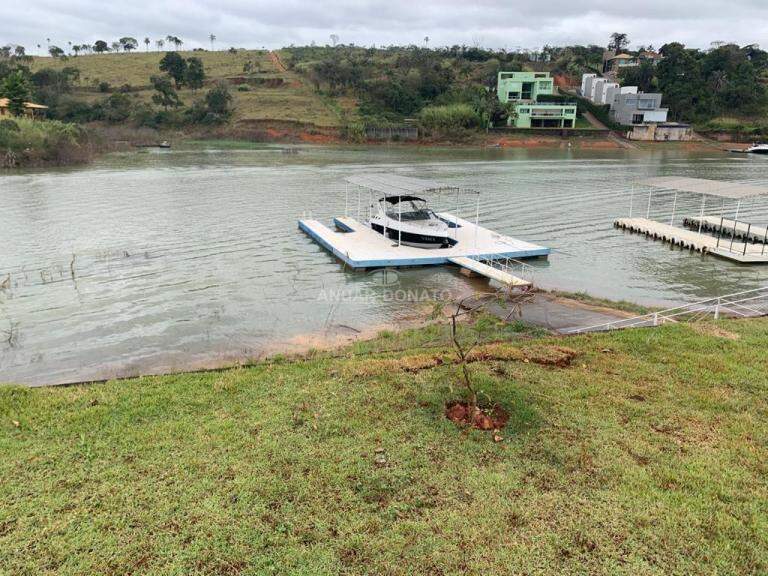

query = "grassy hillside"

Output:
[[30, 50, 351, 127], [1, 317, 767, 574]]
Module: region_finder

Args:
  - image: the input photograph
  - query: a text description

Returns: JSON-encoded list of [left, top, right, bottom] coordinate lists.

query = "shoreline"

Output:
[[4, 289, 649, 389], [1, 122, 728, 170]]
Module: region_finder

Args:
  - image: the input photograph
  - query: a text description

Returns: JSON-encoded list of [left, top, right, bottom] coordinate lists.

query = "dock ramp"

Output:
[[448, 256, 532, 289]]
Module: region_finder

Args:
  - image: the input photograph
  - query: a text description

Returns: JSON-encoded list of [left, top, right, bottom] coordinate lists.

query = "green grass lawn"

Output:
[[1, 317, 767, 575]]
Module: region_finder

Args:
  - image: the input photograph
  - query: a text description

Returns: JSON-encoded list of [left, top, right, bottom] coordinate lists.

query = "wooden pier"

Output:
[[614, 217, 768, 263], [299, 215, 549, 287]]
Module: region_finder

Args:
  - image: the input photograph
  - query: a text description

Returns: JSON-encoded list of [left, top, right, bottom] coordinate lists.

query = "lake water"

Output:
[[2, 143, 768, 385]]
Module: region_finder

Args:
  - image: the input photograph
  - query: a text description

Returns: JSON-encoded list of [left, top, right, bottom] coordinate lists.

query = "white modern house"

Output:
[[579, 73, 667, 126], [581, 73, 597, 97], [610, 92, 669, 125]]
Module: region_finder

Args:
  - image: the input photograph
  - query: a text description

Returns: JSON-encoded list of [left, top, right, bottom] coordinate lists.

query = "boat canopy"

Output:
[[640, 177, 768, 200], [380, 195, 426, 204]]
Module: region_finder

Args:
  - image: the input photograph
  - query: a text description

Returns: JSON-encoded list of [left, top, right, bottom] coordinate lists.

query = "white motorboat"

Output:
[[368, 195, 451, 249], [745, 143, 768, 155]]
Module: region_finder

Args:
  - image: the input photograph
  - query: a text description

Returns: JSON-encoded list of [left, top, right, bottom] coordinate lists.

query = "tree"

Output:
[[72, 45, 81, 57], [150, 75, 181, 109], [111, 41, 121, 53], [48, 45, 64, 58], [166, 36, 183, 50], [0, 71, 31, 116], [204, 82, 232, 116], [93, 40, 109, 53], [185, 57, 205, 90], [159, 51, 187, 87], [156, 39, 165, 52], [144, 37, 151, 52], [209, 34, 216, 51], [120, 37, 138, 53], [619, 62, 656, 92], [330, 34, 339, 47], [608, 32, 630, 54]]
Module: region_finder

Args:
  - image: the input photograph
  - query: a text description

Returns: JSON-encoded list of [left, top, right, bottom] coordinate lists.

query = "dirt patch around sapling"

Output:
[[445, 401, 509, 431]]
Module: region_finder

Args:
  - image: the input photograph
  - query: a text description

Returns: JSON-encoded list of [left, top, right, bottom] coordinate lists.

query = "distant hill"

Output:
[[30, 49, 356, 127]]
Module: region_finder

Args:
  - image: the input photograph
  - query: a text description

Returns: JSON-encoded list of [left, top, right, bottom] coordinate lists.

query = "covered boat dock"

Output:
[[614, 176, 768, 264]]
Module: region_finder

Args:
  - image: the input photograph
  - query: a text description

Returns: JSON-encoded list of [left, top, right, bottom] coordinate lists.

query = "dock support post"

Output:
[[383, 193, 387, 240], [398, 196, 402, 247], [729, 217, 737, 252], [716, 216, 724, 248], [455, 188, 460, 241], [697, 195, 706, 234], [714, 298, 720, 320], [744, 224, 751, 255], [670, 192, 677, 225], [646, 188, 652, 218]]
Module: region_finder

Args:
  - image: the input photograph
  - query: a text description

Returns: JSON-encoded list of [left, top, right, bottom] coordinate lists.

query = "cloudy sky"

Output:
[[3, 1, 767, 53]]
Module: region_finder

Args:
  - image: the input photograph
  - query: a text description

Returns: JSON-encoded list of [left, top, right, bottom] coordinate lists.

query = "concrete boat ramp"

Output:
[[299, 215, 549, 288]]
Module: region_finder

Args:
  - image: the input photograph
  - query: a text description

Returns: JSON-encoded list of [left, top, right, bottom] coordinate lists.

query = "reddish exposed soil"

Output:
[[445, 402, 509, 431]]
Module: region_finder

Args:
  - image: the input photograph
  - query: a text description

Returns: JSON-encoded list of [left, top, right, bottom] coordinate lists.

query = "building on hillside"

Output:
[[580, 73, 597, 97], [497, 71, 577, 128], [497, 71, 554, 102], [602, 52, 640, 77], [610, 92, 668, 125], [627, 122, 693, 141], [639, 50, 663, 65], [596, 81, 620, 105], [0, 98, 48, 119]]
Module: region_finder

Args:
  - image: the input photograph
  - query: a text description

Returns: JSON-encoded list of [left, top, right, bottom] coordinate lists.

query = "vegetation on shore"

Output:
[[1, 315, 766, 574], [0, 116, 91, 167]]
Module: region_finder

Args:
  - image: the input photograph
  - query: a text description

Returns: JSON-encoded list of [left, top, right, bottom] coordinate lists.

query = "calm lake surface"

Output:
[[2, 143, 768, 385]]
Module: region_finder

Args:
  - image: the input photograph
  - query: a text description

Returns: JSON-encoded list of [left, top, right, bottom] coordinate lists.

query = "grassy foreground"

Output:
[[1, 317, 767, 574]]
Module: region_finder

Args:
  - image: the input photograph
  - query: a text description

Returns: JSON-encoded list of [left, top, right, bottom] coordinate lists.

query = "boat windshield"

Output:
[[384, 199, 434, 221]]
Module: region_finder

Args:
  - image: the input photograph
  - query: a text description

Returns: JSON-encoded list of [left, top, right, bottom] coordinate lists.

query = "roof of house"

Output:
[[607, 53, 636, 61], [0, 98, 48, 110]]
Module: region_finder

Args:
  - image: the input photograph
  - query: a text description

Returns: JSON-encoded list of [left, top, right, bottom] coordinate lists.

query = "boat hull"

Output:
[[370, 223, 449, 249]]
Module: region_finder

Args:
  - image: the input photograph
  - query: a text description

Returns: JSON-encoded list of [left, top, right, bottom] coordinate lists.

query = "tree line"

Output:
[[0, 46, 233, 127]]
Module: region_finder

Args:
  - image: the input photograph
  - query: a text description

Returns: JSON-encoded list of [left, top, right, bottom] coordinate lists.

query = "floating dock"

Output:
[[300, 214, 549, 287], [614, 217, 768, 263], [682, 216, 768, 244]]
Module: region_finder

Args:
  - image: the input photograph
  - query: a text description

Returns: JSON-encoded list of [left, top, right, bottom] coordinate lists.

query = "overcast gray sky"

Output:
[[4, 1, 768, 53]]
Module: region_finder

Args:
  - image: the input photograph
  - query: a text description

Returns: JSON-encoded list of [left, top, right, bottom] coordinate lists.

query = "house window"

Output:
[[632, 114, 644, 124], [518, 108, 529, 114], [507, 91, 520, 101], [521, 82, 534, 100]]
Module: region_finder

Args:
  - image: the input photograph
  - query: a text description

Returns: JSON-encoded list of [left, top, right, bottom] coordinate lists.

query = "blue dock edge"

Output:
[[299, 219, 551, 269]]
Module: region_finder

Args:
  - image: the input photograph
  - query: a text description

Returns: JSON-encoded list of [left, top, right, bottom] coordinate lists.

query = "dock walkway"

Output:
[[614, 217, 768, 263]]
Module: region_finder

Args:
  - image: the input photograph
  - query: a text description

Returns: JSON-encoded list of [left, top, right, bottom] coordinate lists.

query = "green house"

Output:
[[496, 71, 577, 129]]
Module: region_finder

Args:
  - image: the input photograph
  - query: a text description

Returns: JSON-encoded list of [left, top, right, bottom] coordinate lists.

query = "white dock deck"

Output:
[[299, 214, 549, 283], [683, 216, 768, 244], [615, 217, 768, 263]]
